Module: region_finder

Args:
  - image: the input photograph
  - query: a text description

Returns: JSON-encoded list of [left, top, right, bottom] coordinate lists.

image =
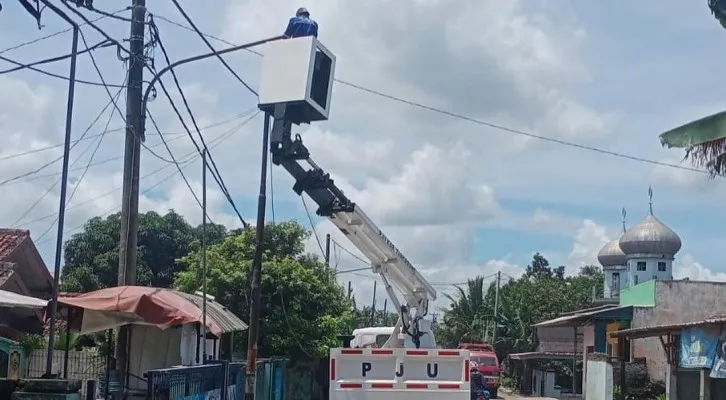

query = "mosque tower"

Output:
[[597, 208, 628, 299], [618, 187, 682, 287]]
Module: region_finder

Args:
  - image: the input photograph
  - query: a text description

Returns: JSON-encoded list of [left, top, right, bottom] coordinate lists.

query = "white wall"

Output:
[[586, 356, 613, 400], [627, 256, 673, 287], [604, 267, 627, 298]]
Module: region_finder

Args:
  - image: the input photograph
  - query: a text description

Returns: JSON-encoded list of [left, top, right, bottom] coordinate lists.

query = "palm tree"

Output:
[[442, 277, 492, 344], [659, 1, 726, 175], [660, 111, 726, 176]]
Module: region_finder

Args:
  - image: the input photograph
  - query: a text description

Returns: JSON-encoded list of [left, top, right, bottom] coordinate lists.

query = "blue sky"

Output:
[[2, 0, 726, 308]]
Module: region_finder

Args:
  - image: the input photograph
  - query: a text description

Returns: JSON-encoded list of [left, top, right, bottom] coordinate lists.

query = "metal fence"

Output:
[[27, 348, 104, 398], [145, 359, 287, 400], [145, 362, 227, 400]]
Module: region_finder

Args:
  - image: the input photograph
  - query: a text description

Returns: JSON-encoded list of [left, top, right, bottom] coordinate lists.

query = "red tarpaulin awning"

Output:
[[57, 286, 223, 336]]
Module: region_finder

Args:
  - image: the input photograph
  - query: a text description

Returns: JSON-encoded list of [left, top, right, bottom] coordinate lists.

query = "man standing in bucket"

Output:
[[284, 7, 319, 38]]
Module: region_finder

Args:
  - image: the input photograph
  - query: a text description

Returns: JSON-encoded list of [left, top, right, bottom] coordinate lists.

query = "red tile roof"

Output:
[[0, 229, 29, 261]]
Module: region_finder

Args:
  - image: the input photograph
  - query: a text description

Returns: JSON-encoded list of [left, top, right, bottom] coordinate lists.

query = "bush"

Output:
[[501, 375, 515, 388], [18, 334, 46, 355]]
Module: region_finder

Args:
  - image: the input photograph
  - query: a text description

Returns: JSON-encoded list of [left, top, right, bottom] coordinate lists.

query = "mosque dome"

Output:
[[618, 214, 682, 256], [597, 235, 627, 267]]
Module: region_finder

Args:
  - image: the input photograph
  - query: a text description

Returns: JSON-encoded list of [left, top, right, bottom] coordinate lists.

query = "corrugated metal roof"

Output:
[[533, 305, 631, 327], [173, 291, 248, 334], [611, 315, 726, 339]]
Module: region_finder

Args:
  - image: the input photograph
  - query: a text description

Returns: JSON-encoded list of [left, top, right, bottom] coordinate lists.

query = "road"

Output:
[[498, 389, 557, 400]]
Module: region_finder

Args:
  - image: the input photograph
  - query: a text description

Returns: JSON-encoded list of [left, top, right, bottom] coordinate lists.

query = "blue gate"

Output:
[[145, 359, 286, 400]]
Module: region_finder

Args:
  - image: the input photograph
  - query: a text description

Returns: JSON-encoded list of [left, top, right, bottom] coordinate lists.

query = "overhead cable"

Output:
[[154, 15, 707, 175]]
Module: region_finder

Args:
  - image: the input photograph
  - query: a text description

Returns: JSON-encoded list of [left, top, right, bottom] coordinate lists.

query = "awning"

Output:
[[57, 286, 247, 336], [0, 289, 47, 309], [173, 290, 248, 333], [509, 352, 576, 361], [533, 305, 632, 328], [611, 316, 726, 340]]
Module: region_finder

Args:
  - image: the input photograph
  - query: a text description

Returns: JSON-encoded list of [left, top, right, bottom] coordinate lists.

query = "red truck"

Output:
[[458, 343, 501, 398]]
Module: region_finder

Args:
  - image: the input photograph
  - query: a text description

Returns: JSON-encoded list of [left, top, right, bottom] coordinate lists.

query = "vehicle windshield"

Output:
[[375, 334, 390, 348], [472, 356, 497, 366]]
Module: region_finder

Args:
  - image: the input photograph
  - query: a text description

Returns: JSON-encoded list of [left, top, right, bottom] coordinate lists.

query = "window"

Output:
[[637, 261, 647, 271], [472, 356, 498, 366], [658, 261, 667, 272], [612, 272, 620, 296]]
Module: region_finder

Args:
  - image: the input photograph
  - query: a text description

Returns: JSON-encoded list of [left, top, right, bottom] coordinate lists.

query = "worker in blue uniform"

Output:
[[284, 7, 318, 38]]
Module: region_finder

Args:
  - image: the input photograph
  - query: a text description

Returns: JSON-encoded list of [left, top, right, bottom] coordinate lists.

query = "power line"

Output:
[[148, 110, 216, 224], [77, 28, 174, 163], [0, 38, 112, 74], [0, 128, 123, 162], [0, 53, 122, 87], [150, 26, 248, 227], [11, 85, 125, 227], [157, 4, 257, 95], [35, 85, 123, 242], [301, 195, 325, 257], [31, 112, 259, 245], [1, 112, 254, 187], [0, 9, 126, 55], [153, 15, 708, 175], [331, 239, 370, 266]]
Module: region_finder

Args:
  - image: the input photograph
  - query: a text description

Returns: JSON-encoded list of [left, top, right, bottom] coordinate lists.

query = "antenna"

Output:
[[648, 186, 654, 215], [621, 207, 627, 233]]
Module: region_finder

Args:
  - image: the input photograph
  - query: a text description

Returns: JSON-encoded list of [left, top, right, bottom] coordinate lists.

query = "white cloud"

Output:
[[568, 219, 611, 268], [675, 254, 726, 282]]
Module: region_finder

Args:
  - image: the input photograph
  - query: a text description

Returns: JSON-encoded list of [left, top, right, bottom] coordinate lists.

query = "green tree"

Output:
[[174, 220, 353, 359], [437, 254, 603, 361], [61, 210, 226, 292]]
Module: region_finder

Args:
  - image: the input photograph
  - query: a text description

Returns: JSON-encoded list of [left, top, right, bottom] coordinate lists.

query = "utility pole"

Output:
[[382, 299, 388, 326], [370, 281, 377, 326], [245, 114, 271, 400], [201, 149, 208, 362], [116, 0, 146, 394], [347, 281, 352, 299], [324, 234, 331, 266], [492, 271, 501, 346]]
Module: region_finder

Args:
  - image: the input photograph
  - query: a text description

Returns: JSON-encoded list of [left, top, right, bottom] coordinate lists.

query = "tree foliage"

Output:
[[437, 254, 603, 361], [174, 221, 353, 360], [61, 210, 226, 292]]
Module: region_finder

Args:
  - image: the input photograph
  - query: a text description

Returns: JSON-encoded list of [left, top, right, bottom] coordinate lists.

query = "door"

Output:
[[712, 377, 726, 400], [677, 370, 700, 400]]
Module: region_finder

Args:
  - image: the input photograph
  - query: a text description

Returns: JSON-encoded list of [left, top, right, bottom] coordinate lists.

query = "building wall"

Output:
[[631, 280, 726, 382], [626, 255, 673, 287], [583, 325, 594, 391], [604, 267, 627, 299], [620, 280, 656, 307]]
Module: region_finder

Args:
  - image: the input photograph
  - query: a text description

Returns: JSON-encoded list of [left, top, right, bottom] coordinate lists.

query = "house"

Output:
[[0, 229, 54, 338]]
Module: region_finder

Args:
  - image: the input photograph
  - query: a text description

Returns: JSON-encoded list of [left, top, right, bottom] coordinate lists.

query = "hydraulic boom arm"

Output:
[[268, 105, 437, 348]]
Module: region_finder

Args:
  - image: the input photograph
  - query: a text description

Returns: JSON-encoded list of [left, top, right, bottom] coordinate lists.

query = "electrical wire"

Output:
[[35, 86, 123, 242], [331, 239, 370, 266], [0, 10, 125, 55], [1, 111, 255, 187], [148, 110, 217, 224], [0, 128, 123, 162], [0, 39, 112, 74], [150, 27, 249, 227], [0, 54, 123, 87], [153, 15, 708, 175], [301, 195, 325, 257], [77, 28, 174, 163], [71, 3, 133, 23], [32, 112, 259, 245], [11, 84, 126, 228], [60, 1, 132, 58], [159, 4, 257, 95]]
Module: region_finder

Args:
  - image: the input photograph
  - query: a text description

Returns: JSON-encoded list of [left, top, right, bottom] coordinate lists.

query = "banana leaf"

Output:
[[659, 110, 726, 176]]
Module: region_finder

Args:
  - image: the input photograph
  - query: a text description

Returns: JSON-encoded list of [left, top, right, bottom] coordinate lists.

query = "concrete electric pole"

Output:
[[492, 271, 501, 345], [115, 0, 146, 393]]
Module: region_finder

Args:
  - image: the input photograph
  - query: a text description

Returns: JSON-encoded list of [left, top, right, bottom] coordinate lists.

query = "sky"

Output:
[[2, 0, 726, 313]]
